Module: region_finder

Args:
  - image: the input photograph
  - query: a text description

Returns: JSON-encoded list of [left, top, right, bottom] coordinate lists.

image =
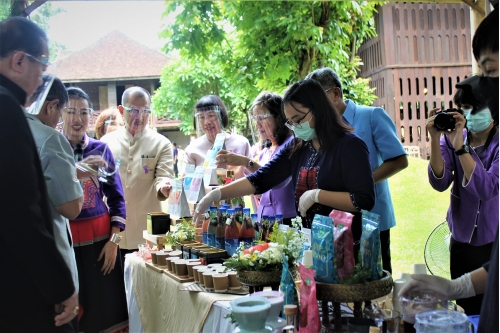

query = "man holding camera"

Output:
[[426, 7, 498, 316]]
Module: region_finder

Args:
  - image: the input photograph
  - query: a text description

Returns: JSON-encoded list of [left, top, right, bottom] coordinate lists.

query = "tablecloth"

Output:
[[126, 254, 240, 333]]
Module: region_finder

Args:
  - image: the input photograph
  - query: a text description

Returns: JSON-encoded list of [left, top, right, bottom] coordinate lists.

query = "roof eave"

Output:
[[63, 76, 161, 84]]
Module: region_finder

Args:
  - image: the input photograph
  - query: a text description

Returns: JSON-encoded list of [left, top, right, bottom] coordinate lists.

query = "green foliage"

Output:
[[164, 219, 196, 245], [223, 312, 237, 325], [30, 2, 67, 61], [0, 1, 67, 61], [153, 1, 380, 137], [0, 0, 9, 21], [338, 252, 371, 285]]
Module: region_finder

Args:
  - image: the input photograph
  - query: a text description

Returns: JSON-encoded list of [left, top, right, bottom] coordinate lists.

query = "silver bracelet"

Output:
[[110, 233, 122, 245]]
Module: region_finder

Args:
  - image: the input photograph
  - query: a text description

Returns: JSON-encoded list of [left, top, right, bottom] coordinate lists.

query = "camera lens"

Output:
[[434, 112, 456, 131]]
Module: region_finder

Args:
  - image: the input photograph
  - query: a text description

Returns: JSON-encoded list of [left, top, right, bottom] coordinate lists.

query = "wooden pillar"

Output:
[[107, 81, 117, 108], [469, 0, 487, 74]]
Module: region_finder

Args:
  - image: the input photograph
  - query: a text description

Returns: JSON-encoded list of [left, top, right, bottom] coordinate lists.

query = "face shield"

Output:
[[248, 107, 275, 147], [120, 105, 151, 139], [96, 124, 121, 184], [61, 98, 94, 144], [194, 106, 224, 141], [26, 73, 56, 115]]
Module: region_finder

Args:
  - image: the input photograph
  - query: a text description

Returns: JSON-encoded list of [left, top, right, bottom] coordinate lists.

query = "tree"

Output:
[[0, 1, 66, 60], [29, 1, 66, 61], [153, 1, 380, 138]]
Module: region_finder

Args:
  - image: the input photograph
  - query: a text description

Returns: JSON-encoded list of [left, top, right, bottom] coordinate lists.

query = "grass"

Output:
[[388, 157, 450, 279]]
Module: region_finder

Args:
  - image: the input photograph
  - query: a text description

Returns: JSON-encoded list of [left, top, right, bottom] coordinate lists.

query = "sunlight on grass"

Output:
[[389, 157, 450, 279]]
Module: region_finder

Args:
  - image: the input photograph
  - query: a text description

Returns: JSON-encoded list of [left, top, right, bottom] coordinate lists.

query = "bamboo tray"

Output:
[[163, 269, 195, 283], [145, 261, 165, 273], [315, 271, 393, 303]]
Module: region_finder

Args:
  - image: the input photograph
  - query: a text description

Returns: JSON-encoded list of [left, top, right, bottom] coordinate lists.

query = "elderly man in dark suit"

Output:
[[0, 16, 78, 331]]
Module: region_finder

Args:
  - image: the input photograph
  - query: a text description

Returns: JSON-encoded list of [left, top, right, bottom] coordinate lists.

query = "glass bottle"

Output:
[[275, 213, 283, 225], [234, 206, 243, 231], [215, 208, 226, 250], [239, 208, 255, 247], [224, 209, 239, 256], [202, 207, 212, 245], [251, 213, 260, 245], [260, 215, 269, 242], [207, 206, 218, 247], [266, 216, 276, 242]]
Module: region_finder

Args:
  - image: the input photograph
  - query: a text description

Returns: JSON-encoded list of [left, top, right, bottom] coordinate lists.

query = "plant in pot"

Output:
[[164, 219, 197, 250], [224, 217, 306, 286]]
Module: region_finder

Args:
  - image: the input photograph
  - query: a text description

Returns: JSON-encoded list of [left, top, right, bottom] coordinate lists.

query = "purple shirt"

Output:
[[257, 136, 296, 221], [71, 135, 126, 231], [428, 130, 498, 245]]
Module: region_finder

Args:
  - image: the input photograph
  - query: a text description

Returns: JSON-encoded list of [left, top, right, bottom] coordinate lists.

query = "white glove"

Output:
[[298, 189, 320, 217], [398, 273, 476, 300], [193, 189, 221, 225]]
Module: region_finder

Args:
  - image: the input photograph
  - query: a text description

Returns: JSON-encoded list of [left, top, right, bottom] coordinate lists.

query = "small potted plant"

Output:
[[164, 219, 197, 250], [224, 217, 306, 286]]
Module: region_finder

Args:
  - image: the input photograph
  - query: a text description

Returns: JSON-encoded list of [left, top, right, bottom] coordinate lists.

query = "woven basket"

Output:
[[315, 271, 393, 302], [237, 268, 298, 286]]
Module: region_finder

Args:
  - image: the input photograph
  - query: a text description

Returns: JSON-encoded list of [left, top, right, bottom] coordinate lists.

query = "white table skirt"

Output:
[[124, 254, 238, 333]]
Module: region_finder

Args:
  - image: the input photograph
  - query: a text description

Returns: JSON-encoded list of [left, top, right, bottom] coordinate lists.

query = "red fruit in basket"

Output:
[[244, 243, 269, 255]]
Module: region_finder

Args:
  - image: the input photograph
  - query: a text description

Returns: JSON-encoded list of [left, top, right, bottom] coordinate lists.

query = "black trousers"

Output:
[[173, 161, 178, 177], [450, 236, 493, 315]]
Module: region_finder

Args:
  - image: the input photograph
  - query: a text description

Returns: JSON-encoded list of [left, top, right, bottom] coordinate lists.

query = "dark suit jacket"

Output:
[[0, 74, 75, 332]]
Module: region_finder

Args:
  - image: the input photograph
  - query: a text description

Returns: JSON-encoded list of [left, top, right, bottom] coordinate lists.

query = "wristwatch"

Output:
[[247, 159, 255, 169], [110, 233, 122, 245], [455, 145, 470, 156]]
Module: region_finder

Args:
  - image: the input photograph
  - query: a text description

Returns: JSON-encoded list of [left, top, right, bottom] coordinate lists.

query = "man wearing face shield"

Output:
[[101, 86, 174, 263], [25, 75, 84, 332], [184, 95, 251, 178], [0, 17, 78, 331], [414, 6, 498, 319]]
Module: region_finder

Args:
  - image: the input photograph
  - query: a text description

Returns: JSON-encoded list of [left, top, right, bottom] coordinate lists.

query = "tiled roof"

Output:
[[53, 30, 170, 82]]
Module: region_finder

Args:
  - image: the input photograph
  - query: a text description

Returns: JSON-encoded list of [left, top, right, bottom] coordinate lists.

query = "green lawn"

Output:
[[388, 157, 450, 279]]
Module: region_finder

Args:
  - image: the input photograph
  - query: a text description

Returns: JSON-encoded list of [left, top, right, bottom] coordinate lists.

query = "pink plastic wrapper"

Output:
[[298, 263, 320, 333], [329, 209, 355, 281]]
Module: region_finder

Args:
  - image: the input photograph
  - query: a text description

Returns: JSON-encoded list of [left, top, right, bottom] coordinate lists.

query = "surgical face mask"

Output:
[[466, 108, 493, 133], [292, 118, 317, 141]]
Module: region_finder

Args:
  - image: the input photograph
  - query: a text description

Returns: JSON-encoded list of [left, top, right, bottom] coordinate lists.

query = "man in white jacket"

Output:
[[101, 86, 173, 263]]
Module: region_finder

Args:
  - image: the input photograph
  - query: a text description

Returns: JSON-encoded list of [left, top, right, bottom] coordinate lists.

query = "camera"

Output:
[[433, 108, 463, 131]]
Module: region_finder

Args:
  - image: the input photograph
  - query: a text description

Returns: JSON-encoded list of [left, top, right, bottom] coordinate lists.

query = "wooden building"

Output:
[[358, 2, 477, 159], [53, 31, 189, 146]]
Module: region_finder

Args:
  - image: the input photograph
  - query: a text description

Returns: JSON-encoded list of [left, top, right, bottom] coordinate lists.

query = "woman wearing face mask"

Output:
[[214, 92, 296, 225], [193, 79, 375, 247], [426, 84, 499, 315]]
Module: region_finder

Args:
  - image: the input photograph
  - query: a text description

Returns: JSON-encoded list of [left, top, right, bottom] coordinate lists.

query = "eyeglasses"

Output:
[[24, 52, 51, 67], [285, 110, 312, 130], [123, 106, 152, 116], [63, 107, 93, 117], [195, 110, 219, 121], [251, 114, 273, 122], [325, 86, 340, 94]]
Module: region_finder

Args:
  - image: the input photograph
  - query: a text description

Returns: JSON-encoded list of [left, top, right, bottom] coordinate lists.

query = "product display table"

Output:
[[125, 254, 240, 333]]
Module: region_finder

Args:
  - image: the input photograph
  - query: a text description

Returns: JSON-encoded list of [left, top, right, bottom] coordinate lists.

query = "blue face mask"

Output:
[[466, 108, 493, 133], [292, 118, 317, 141]]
